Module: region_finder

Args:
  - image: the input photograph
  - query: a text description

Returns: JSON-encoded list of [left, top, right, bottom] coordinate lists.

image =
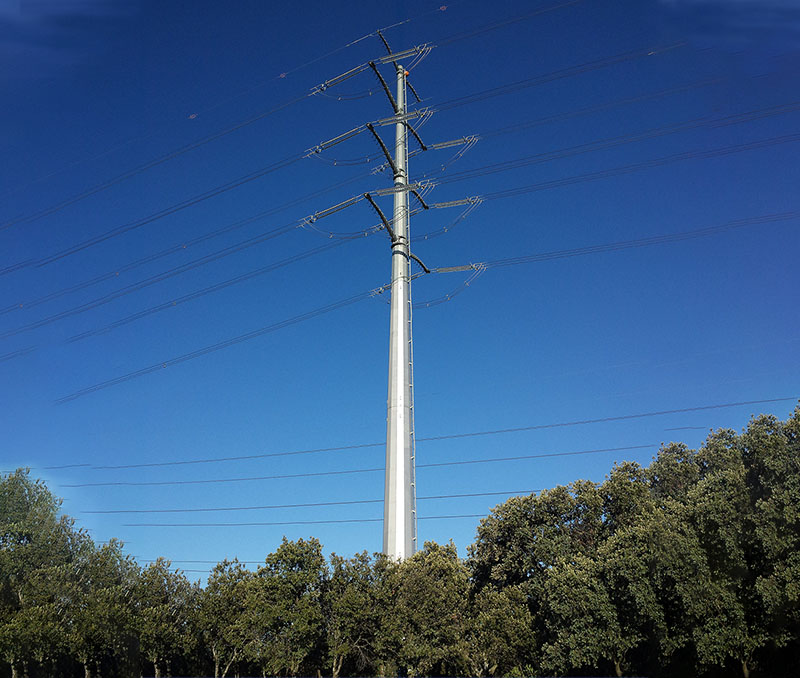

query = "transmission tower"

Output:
[[382, 61, 416, 560], [305, 36, 478, 560]]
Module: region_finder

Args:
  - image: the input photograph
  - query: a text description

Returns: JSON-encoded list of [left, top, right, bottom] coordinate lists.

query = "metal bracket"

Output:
[[410, 252, 431, 274], [366, 123, 399, 177], [311, 45, 429, 94], [410, 189, 429, 210], [364, 193, 398, 242], [369, 61, 399, 114], [404, 121, 427, 152]]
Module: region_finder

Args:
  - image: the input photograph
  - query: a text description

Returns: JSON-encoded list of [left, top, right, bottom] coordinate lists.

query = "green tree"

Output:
[[380, 541, 471, 677], [325, 551, 381, 678], [63, 539, 140, 678], [136, 558, 198, 677], [539, 553, 631, 677], [0, 469, 86, 678], [687, 412, 800, 678], [245, 537, 326, 677], [197, 559, 251, 678], [465, 584, 535, 677]]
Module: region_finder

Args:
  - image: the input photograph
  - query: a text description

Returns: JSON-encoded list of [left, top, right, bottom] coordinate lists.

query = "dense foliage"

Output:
[[2, 408, 798, 677]]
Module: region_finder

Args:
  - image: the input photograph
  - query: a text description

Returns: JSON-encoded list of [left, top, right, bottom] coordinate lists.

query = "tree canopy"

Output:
[[2, 406, 798, 677]]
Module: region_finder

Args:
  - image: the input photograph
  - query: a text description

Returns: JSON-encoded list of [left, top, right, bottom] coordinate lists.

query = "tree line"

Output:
[[1, 407, 798, 678]]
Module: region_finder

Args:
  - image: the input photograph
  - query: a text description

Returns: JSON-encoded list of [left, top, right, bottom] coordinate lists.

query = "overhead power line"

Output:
[[53, 395, 798, 472], [82, 490, 540, 514], [481, 212, 798, 268], [436, 102, 800, 186], [67, 240, 350, 343], [0, 0, 580, 241], [52, 444, 704, 488], [122, 514, 489, 528], [53, 208, 796, 403], [0, 11, 435, 205], [1, 171, 371, 317], [55, 289, 378, 404], [480, 133, 800, 202], [0, 96, 311, 235], [435, 43, 684, 112], [1, 37, 680, 276], [9, 107, 796, 343], [436, 0, 586, 48]]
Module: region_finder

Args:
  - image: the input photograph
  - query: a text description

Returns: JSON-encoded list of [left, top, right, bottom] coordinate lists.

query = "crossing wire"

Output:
[[55, 289, 379, 404], [82, 490, 542, 514], [1, 171, 372, 317], [61, 445, 655, 487], [434, 43, 684, 112], [1, 36, 681, 276], [123, 514, 489, 528], [7, 106, 796, 343], [53, 208, 796, 404], [47, 395, 796, 471], [67, 240, 351, 343], [435, 103, 800, 186]]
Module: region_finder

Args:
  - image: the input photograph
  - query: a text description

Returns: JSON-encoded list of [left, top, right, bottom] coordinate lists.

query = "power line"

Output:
[[0, 13, 432, 205], [61, 395, 799, 471], [0, 0, 577, 234], [52, 206, 795, 403], [1, 39, 683, 276], [9, 108, 795, 342], [122, 514, 488, 528], [1, 171, 371, 317], [68, 200, 478, 343], [436, 103, 800, 186], [34, 153, 305, 268], [477, 79, 723, 140], [0, 219, 304, 340], [67, 240, 350, 343], [435, 43, 684, 112], [56, 445, 670, 487], [481, 212, 798, 269], [55, 289, 378, 404], [81, 490, 540, 514], [436, 0, 586, 48], [0, 97, 311, 235], [480, 133, 800, 202]]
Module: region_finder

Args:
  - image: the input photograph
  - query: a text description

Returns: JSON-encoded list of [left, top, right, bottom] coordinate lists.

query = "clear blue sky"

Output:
[[1, 0, 798, 580]]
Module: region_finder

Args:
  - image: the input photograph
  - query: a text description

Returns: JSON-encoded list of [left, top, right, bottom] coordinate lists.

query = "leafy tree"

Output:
[[539, 553, 630, 677], [687, 412, 800, 678], [245, 537, 326, 677], [0, 469, 86, 678], [468, 481, 605, 592], [380, 541, 471, 677], [646, 442, 701, 504], [325, 551, 381, 678], [465, 584, 535, 677], [197, 559, 251, 678], [136, 558, 198, 677], [63, 539, 140, 678]]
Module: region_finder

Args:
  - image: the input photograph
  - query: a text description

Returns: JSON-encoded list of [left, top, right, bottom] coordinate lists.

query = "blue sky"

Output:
[[1, 0, 798, 579]]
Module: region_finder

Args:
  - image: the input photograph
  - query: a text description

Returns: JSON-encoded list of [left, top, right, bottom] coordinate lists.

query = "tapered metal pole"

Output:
[[383, 64, 416, 560]]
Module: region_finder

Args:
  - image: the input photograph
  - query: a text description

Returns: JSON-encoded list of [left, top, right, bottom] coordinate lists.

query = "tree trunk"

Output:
[[742, 660, 750, 678], [154, 661, 162, 678], [614, 659, 623, 677], [84, 662, 92, 678], [11, 662, 19, 678]]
